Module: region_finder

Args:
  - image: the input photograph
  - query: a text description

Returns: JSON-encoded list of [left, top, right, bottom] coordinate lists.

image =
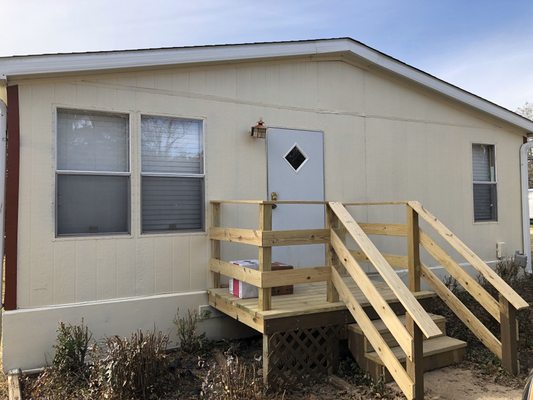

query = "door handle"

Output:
[[270, 192, 278, 209]]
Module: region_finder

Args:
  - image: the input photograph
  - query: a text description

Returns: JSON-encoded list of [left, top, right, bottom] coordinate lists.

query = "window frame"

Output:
[[472, 143, 498, 223], [54, 107, 132, 237], [139, 113, 206, 235]]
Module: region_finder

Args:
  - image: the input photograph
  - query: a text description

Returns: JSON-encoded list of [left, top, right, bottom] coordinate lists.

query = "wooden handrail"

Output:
[[359, 223, 407, 236], [408, 201, 529, 311], [209, 259, 331, 288], [419, 229, 500, 321], [343, 201, 409, 206], [209, 228, 330, 246], [420, 262, 502, 357], [331, 267, 415, 399], [329, 202, 442, 339], [330, 230, 414, 358], [350, 250, 407, 269]]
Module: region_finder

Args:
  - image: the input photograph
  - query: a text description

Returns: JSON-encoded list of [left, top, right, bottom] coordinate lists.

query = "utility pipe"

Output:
[[520, 139, 533, 274]]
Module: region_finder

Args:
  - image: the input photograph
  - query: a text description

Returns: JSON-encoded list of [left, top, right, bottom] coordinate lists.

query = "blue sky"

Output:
[[3, 0, 533, 110]]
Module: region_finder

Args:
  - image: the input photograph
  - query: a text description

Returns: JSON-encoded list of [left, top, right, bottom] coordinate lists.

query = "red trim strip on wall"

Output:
[[4, 85, 20, 310]]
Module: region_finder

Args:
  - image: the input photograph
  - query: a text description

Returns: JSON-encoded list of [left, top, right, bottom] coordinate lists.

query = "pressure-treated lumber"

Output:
[[350, 251, 407, 269], [420, 263, 502, 358], [409, 201, 528, 310], [329, 202, 442, 339], [419, 229, 500, 321], [262, 266, 330, 287], [359, 223, 407, 236], [7, 370, 22, 400], [210, 199, 265, 204], [406, 205, 420, 292], [209, 227, 329, 247], [326, 206, 339, 302], [405, 204, 424, 400], [262, 229, 330, 246], [499, 295, 519, 375], [211, 202, 221, 288], [365, 335, 467, 364], [209, 227, 262, 246], [209, 258, 262, 287], [208, 292, 264, 333], [406, 315, 424, 399], [331, 268, 415, 400], [259, 204, 273, 311], [342, 201, 408, 206], [330, 230, 413, 360]]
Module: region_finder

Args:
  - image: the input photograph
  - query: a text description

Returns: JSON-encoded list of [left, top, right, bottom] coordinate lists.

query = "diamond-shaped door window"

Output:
[[284, 144, 308, 172]]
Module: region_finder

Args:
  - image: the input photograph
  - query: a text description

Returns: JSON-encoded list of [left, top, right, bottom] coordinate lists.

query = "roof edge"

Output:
[[1, 38, 532, 133]]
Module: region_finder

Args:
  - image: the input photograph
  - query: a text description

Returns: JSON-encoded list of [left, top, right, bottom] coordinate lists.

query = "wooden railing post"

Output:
[[258, 203, 273, 311], [406, 204, 420, 292], [211, 202, 221, 288], [499, 295, 519, 375], [326, 204, 340, 302], [406, 204, 423, 399]]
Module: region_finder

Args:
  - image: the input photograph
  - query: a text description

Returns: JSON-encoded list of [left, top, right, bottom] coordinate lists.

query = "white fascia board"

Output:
[[344, 41, 533, 133], [0, 41, 328, 77], [1, 38, 532, 133]]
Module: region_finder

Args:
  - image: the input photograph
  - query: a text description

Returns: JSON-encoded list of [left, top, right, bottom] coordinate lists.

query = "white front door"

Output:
[[266, 128, 325, 267]]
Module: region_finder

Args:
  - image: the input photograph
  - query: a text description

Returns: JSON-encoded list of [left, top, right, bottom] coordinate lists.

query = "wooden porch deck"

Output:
[[208, 278, 435, 334]]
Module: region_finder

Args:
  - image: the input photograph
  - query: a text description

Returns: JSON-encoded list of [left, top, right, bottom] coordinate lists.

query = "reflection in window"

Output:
[[56, 109, 130, 235], [141, 116, 204, 232]]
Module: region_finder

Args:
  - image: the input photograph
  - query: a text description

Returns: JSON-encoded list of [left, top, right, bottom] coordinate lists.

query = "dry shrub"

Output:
[[25, 320, 93, 399], [53, 320, 92, 379], [201, 354, 264, 400], [92, 330, 170, 400], [175, 309, 210, 355]]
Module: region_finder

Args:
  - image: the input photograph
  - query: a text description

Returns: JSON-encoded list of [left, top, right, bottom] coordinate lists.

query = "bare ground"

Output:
[[404, 367, 523, 400]]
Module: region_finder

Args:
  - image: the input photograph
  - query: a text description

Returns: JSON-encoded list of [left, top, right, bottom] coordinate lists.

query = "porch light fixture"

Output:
[[250, 119, 267, 138]]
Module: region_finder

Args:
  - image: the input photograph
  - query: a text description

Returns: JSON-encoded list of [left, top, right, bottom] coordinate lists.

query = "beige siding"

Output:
[[15, 58, 525, 308]]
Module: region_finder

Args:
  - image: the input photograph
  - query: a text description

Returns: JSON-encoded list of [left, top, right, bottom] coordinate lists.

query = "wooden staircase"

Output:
[[347, 314, 467, 382], [327, 201, 529, 400], [208, 199, 529, 400]]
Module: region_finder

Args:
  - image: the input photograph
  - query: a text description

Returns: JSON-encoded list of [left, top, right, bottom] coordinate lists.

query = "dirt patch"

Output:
[[420, 366, 523, 400]]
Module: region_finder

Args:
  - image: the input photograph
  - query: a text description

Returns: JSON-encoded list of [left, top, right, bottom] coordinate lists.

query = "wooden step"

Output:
[[366, 336, 466, 364], [348, 313, 446, 352], [363, 336, 467, 383], [348, 313, 446, 335]]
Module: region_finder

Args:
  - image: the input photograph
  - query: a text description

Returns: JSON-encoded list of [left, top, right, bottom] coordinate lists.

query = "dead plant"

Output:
[[92, 330, 170, 400], [201, 353, 264, 400], [174, 308, 210, 355]]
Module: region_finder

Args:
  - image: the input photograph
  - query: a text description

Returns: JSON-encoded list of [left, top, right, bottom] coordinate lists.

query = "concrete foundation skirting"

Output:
[[1, 291, 255, 371]]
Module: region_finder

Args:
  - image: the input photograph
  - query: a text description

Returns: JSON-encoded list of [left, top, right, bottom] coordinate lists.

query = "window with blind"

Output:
[[472, 144, 497, 222], [141, 115, 204, 232], [56, 109, 130, 235]]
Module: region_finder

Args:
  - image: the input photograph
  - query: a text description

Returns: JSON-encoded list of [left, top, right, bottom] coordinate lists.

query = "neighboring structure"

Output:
[[1, 38, 533, 372]]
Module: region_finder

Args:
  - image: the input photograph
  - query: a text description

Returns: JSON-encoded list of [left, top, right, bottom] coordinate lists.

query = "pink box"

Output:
[[229, 260, 259, 299]]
